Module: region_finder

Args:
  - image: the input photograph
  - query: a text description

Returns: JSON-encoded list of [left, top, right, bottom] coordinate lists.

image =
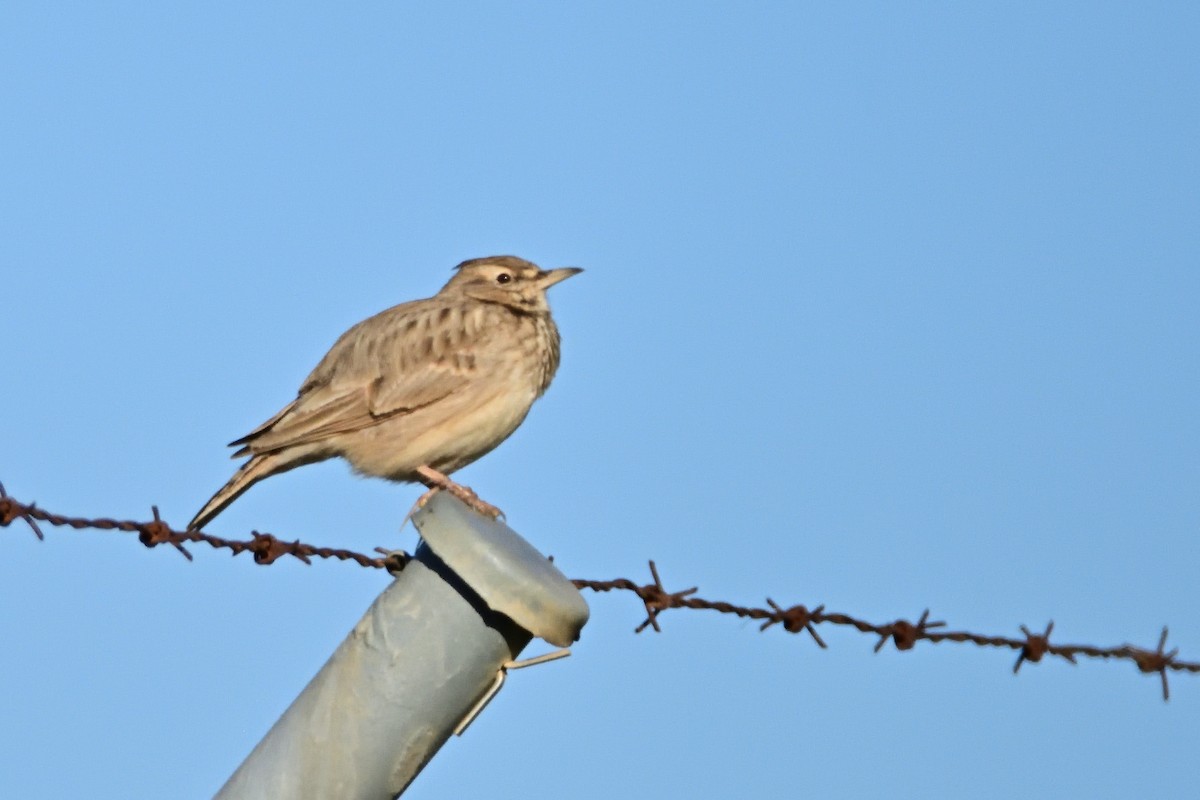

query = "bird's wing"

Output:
[[228, 398, 298, 447], [232, 299, 483, 455]]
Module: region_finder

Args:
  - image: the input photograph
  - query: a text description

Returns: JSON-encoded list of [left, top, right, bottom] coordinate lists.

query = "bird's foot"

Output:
[[414, 466, 505, 520]]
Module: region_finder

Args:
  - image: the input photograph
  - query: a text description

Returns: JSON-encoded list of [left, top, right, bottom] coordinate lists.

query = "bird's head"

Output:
[[442, 255, 583, 313]]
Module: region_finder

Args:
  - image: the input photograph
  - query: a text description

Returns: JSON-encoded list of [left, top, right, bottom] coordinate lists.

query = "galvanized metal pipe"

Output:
[[214, 493, 588, 799]]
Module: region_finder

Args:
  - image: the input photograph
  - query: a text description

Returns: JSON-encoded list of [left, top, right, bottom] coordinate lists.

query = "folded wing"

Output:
[[231, 300, 481, 456]]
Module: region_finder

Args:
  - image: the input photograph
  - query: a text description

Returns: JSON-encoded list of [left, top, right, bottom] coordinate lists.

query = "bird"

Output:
[[187, 255, 582, 531]]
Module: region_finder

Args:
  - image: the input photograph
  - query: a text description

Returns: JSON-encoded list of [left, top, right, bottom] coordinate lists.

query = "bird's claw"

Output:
[[411, 466, 505, 521]]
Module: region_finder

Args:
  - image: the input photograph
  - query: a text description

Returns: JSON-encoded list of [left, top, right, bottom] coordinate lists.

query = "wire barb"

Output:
[[761, 599, 827, 648], [1013, 621, 1074, 674], [0, 482, 45, 540], [138, 505, 192, 560], [1130, 627, 1178, 701], [633, 560, 698, 634], [874, 609, 945, 653]]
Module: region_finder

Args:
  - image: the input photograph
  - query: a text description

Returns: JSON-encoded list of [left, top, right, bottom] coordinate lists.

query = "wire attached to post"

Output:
[[453, 648, 573, 736]]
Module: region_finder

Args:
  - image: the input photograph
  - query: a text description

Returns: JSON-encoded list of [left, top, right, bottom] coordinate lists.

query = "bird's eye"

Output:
[[496, 273, 512, 285]]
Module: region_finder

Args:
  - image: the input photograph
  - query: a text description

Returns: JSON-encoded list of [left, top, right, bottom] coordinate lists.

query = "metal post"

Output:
[[214, 493, 589, 799]]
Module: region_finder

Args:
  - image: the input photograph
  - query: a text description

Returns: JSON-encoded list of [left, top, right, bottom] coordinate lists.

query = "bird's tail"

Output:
[[187, 453, 286, 531]]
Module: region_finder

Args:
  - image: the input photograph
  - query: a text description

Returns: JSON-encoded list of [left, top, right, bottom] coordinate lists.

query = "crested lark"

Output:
[[187, 255, 581, 531]]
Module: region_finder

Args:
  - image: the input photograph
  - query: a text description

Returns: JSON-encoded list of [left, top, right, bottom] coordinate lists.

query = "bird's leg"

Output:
[[415, 465, 504, 520]]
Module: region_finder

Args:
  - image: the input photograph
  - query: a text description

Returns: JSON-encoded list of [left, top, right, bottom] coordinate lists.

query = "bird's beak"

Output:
[[537, 267, 584, 289]]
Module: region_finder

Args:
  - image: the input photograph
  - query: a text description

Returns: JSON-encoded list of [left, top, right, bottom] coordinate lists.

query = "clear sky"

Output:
[[2, 3, 1198, 798]]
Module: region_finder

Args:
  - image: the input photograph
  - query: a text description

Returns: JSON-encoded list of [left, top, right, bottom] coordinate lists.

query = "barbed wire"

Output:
[[0, 482, 407, 571], [1, 482, 1192, 700]]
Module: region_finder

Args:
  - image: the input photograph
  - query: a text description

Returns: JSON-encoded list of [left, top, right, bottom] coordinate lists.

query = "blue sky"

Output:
[[2, 3, 1198, 798]]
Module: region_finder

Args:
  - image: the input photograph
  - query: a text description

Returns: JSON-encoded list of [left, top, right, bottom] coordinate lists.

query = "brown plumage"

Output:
[[187, 255, 582, 530]]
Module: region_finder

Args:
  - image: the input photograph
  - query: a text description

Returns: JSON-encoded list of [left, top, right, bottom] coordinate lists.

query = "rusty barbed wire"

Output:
[[1, 482, 1194, 700], [0, 482, 408, 572]]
